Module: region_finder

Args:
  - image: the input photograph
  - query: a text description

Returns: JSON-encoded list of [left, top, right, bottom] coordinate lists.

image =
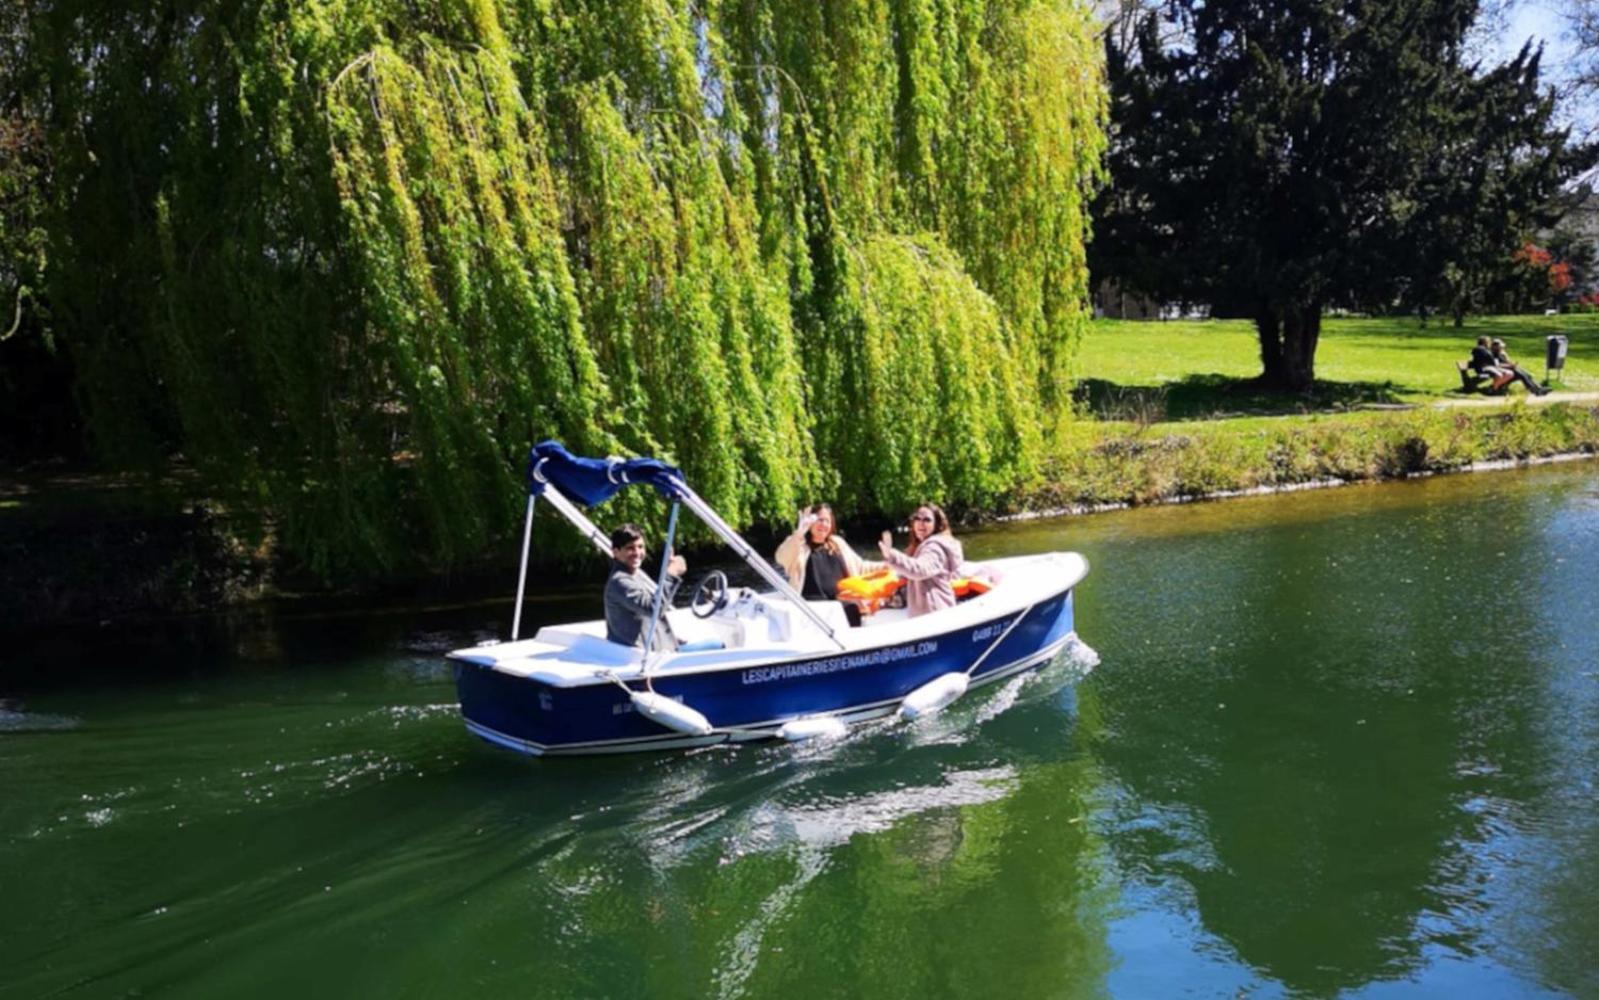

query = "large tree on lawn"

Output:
[[1398, 46, 1593, 324], [1096, 0, 1585, 390]]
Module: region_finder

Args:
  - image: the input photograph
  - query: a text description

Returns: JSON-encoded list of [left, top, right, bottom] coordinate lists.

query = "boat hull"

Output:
[[455, 587, 1082, 756]]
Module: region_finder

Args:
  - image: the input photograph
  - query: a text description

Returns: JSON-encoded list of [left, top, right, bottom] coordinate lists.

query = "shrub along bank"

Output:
[[6, 402, 1595, 632], [1020, 402, 1599, 513]]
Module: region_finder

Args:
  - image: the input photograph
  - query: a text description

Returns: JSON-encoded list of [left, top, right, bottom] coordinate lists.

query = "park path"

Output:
[[1427, 390, 1599, 409]]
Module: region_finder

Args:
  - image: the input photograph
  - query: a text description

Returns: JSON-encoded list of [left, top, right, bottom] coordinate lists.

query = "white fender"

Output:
[[898, 672, 970, 719], [776, 715, 849, 742], [629, 691, 714, 736]]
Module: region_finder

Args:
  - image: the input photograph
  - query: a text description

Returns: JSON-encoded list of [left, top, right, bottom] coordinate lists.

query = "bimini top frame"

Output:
[[511, 441, 845, 650]]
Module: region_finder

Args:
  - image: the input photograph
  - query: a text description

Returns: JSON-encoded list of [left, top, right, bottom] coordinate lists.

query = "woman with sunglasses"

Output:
[[877, 503, 963, 617], [775, 503, 877, 626]]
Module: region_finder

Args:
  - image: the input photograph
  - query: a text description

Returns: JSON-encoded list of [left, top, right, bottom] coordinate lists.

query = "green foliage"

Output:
[[1573, 1, 1599, 97], [821, 234, 1041, 514], [1397, 54, 1594, 324], [1029, 403, 1599, 510], [0, 90, 77, 462], [13, 0, 1104, 578], [1547, 223, 1598, 306], [0, 2, 77, 463], [323, 38, 613, 569], [0, 109, 45, 336], [749, 0, 1106, 410]]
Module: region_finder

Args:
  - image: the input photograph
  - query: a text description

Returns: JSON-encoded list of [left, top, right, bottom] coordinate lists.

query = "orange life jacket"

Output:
[[951, 576, 992, 599], [835, 568, 903, 615], [836, 570, 993, 613]]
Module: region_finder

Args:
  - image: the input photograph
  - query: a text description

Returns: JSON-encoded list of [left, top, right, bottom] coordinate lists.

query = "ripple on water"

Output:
[[0, 709, 83, 732], [21, 784, 141, 839], [539, 645, 1096, 877], [344, 702, 460, 729], [727, 764, 1020, 854]]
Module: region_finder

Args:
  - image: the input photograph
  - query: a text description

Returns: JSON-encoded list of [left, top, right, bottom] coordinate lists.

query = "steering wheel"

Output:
[[690, 570, 730, 619]]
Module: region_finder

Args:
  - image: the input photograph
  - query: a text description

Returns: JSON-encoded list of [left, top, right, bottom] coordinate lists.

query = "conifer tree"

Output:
[[1097, 0, 1591, 389]]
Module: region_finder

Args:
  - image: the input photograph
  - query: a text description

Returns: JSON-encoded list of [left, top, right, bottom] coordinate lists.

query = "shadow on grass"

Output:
[[1074, 374, 1409, 422]]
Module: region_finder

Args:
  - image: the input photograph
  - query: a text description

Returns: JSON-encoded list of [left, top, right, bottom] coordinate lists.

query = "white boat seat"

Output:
[[527, 634, 639, 667]]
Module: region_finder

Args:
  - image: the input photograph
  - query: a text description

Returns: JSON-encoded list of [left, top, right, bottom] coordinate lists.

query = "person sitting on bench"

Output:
[[1467, 335, 1511, 389], [1490, 338, 1550, 396]]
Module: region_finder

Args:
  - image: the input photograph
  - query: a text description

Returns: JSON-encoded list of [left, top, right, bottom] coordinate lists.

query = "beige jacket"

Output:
[[775, 528, 873, 593]]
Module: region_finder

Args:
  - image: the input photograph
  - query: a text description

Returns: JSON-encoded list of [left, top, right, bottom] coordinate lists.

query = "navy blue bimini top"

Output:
[[526, 441, 684, 506]]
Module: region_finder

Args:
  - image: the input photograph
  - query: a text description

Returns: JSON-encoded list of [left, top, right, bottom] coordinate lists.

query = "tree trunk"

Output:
[[1254, 302, 1319, 391], [1256, 305, 1285, 385]]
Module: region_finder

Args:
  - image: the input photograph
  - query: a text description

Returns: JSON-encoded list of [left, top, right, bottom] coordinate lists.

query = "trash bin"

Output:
[[1545, 334, 1568, 381]]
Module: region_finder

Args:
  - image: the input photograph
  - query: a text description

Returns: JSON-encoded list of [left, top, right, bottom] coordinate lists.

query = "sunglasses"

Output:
[[910, 514, 934, 523]]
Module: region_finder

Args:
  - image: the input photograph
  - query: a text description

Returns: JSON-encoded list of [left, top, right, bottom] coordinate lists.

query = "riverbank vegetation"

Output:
[[1029, 403, 1599, 513], [1027, 313, 1599, 511], [7, 314, 1596, 630]]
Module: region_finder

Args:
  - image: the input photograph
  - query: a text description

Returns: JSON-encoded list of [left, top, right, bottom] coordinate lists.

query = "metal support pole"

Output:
[[641, 502, 682, 672], [540, 486, 615, 558], [672, 482, 847, 650], [525, 469, 844, 652], [510, 495, 537, 641]]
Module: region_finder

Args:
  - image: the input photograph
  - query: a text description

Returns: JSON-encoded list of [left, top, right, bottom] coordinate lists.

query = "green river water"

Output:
[[3, 462, 1598, 998]]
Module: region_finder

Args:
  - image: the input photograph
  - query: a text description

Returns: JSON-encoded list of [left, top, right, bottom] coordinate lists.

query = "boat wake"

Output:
[[0, 708, 82, 733]]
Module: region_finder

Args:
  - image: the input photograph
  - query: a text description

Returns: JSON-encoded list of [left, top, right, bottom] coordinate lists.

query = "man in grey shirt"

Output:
[[604, 523, 687, 649]]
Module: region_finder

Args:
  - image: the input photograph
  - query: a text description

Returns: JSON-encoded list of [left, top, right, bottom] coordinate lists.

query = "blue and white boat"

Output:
[[449, 443, 1095, 756]]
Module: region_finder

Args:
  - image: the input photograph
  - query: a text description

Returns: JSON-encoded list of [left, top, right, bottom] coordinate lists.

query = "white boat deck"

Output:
[[449, 552, 1087, 688]]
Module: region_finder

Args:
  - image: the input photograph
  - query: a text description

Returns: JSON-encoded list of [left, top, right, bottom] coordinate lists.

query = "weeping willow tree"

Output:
[[15, 0, 1105, 578]]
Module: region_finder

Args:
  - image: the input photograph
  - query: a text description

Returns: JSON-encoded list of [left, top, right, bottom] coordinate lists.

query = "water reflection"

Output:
[[1053, 463, 1599, 996], [473, 663, 1115, 999], [1496, 479, 1599, 998], [5, 461, 1598, 998], [1, 625, 1114, 999]]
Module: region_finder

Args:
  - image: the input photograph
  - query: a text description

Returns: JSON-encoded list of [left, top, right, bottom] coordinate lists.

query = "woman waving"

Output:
[[877, 503, 963, 617], [775, 503, 876, 625]]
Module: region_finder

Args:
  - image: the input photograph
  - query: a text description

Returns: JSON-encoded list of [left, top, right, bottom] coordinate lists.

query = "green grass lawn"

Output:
[[1075, 312, 1599, 422]]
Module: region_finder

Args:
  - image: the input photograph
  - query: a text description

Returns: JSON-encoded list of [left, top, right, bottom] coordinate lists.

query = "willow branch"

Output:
[[1, 287, 26, 341]]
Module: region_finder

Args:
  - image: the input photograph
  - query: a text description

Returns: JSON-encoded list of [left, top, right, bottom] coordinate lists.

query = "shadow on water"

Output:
[[1074, 374, 1408, 422]]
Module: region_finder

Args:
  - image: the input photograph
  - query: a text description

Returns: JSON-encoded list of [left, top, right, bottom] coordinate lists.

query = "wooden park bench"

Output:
[[1456, 360, 1486, 391], [1456, 360, 1512, 394]]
